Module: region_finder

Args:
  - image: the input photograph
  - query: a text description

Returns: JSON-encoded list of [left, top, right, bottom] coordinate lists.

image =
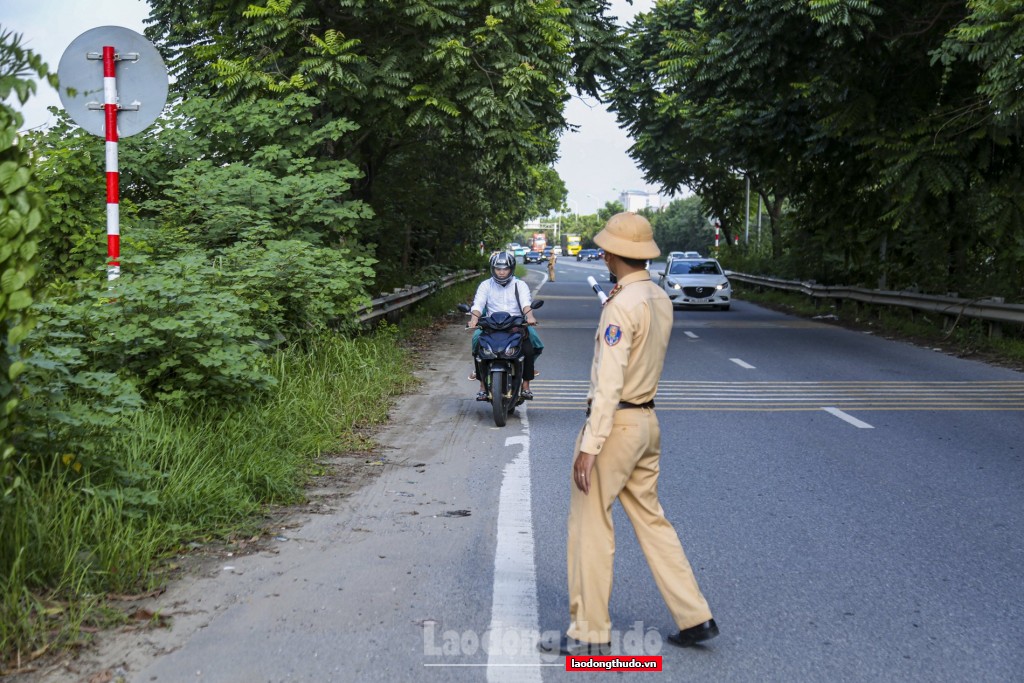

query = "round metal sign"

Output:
[[57, 26, 168, 137]]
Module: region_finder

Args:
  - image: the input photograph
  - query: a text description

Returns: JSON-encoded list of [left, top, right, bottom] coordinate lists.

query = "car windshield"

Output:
[[669, 260, 722, 275]]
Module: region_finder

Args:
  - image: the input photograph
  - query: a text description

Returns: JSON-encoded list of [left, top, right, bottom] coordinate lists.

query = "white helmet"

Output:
[[489, 251, 516, 286]]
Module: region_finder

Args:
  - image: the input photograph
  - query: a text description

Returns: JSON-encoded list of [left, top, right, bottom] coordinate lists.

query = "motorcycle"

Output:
[[457, 300, 544, 427]]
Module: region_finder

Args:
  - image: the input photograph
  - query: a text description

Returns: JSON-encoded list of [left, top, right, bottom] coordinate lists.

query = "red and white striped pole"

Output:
[[103, 45, 120, 281], [714, 222, 720, 252]]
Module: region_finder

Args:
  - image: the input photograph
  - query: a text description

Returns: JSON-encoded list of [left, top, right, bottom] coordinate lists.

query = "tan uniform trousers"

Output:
[[567, 407, 712, 644]]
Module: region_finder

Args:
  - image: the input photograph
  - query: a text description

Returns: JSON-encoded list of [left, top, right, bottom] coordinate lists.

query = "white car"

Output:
[[658, 258, 731, 310], [666, 250, 702, 265]]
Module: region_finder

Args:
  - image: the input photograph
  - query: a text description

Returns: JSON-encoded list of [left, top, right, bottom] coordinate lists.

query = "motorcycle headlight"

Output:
[[504, 344, 520, 357]]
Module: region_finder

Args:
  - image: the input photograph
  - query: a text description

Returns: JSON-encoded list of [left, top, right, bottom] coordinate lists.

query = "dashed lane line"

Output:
[[822, 407, 874, 429]]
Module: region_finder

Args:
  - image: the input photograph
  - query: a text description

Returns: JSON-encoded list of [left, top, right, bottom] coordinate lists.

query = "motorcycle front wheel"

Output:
[[490, 368, 507, 427]]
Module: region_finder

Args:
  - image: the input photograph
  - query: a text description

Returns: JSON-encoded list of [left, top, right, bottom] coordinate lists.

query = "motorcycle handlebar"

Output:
[[466, 321, 539, 330]]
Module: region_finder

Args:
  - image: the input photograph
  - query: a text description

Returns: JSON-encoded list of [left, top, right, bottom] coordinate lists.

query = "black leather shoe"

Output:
[[537, 634, 611, 657], [668, 619, 719, 647]]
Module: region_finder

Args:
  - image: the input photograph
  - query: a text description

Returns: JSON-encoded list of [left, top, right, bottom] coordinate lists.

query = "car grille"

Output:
[[683, 286, 717, 298]]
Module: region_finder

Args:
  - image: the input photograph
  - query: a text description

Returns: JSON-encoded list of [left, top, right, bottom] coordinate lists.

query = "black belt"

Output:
[[617, 400, 655, 410], [586, 400, 655, 417]]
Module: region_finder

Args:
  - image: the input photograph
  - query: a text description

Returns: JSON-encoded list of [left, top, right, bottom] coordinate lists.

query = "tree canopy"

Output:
[[607, 0, 1024, 298], [143, 0, 622, 281]]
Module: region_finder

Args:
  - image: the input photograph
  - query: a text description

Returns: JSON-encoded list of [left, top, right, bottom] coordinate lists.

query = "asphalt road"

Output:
[[85, 258, 1023, 683], [528, 259, 1024, 682]]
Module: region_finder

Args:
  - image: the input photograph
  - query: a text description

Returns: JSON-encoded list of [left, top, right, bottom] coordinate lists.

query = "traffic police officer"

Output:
[[544, 212, 718, 657]]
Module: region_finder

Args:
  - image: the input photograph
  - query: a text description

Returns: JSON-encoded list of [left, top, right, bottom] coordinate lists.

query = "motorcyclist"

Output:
[[467, 251, 540, 401]]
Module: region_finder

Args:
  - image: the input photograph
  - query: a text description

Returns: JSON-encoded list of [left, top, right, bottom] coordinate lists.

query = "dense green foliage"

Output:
[[0, 30, 55, 506], [649, 195, 715, 254], [609, 1, 1024, 300], [143, 0, 622, 282]]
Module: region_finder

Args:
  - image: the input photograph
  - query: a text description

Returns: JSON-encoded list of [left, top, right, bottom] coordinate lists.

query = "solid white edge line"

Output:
[[730, 358, 756, 369], [822, 406, 874, 429], [486, 411, 542, 682]]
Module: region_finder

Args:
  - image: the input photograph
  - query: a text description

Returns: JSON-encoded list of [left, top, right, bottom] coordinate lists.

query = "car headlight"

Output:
[[668, 280, 681, 290], [716, 280, 731, 291]]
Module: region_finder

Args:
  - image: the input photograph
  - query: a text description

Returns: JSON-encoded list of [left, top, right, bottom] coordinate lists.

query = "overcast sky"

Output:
[[4, 0, 662, 215]]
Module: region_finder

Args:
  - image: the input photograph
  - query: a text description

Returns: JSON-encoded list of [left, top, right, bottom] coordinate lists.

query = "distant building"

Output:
[[619, 189, 663, 213]]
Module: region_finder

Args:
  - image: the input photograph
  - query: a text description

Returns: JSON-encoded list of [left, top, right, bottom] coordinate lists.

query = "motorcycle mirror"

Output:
[[532, 300, 545, 310], [456, 303, 471, 313]]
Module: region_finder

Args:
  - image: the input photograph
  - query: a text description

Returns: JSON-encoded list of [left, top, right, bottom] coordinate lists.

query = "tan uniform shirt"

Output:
[[579, 270, 673, 455]]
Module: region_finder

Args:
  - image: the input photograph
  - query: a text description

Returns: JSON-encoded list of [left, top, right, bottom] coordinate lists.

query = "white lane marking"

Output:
[[822, 407, 874, 429], [487, 412, 541, 682], [730, 358, 756, 369], [684, 331, 698, 339]]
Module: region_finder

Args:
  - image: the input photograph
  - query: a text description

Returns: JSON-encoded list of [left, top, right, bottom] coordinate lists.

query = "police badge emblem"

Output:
[[604, 324, 622, 346]]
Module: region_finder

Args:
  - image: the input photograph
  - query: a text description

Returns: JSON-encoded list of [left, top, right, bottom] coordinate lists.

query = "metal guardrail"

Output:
[[356, 269, 480, 324], [727, 272, 1024, 326]]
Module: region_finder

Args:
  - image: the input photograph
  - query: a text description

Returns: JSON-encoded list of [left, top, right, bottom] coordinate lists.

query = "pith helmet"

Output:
[[593, 212, 661, 260]]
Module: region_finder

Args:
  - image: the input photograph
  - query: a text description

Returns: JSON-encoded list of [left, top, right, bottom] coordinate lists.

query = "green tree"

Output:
[[0, 30, 54, 501], [608, 1, 1024, 297], [144, 0, 622, 281], [650, 195, 713, 254]]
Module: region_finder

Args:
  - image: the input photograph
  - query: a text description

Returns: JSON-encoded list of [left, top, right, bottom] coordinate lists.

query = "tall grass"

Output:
[[0, 324, 419, 669]]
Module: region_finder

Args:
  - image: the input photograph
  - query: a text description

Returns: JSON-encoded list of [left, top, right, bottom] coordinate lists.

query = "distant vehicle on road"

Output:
[[667, 250, 702, 263], [576, 248, 600, 261], [657, 258, 731, 310], [523, 250, 543, 263], [542, 247, 553, 261], [530, 232, 547, 253]]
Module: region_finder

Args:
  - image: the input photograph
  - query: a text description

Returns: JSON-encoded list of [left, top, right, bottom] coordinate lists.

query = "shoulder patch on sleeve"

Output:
[[604, 324, 622, 346]]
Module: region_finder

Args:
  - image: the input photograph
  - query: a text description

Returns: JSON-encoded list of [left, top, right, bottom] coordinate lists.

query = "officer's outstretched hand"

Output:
[[573, 451, 597, 495]]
